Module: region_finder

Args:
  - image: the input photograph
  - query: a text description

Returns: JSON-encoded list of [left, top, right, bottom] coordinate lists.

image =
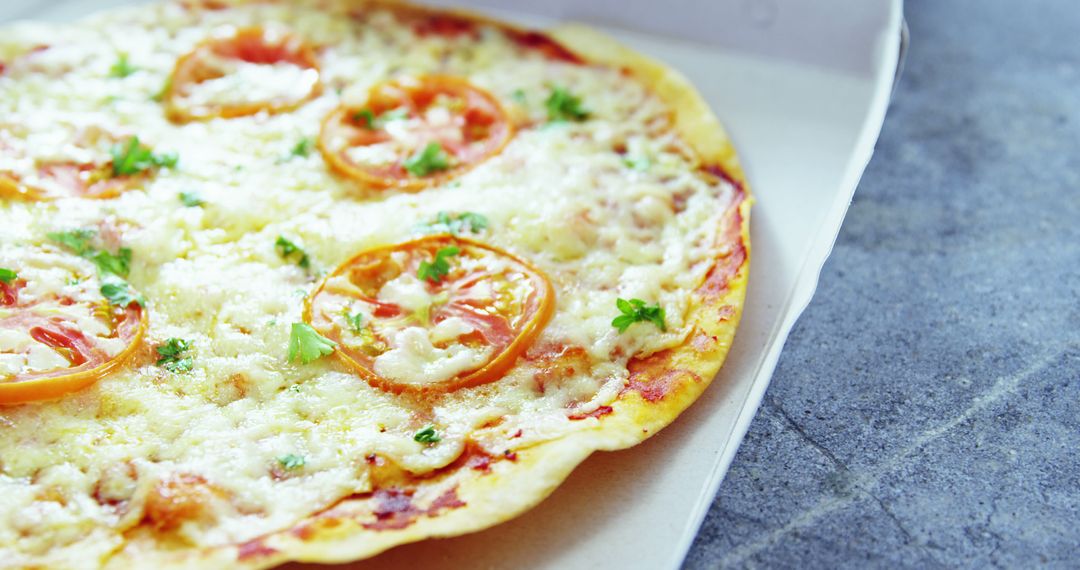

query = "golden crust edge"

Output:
[[101, 2, 753, 569]]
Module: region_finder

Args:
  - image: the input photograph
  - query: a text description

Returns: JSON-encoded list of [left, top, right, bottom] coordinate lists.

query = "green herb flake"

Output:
[[275, 236, 311, 269], [416, 211, 489, 236], [156, 338, 194, 373], [100, 276, 145, 308], [151, 78, 171, 102], [47, 229, 96, 257], [403, 142, 451, 177], [623, 156, 651, 171], [354, 107, 409, 129], [90, 248, 133, 278], [510, 88, 527, 104], [278, 454, 306, 470], [278, 138, 313, 163], [378, 107, 409, 124], [545, 86, 589, 122], [417, 245, 460, 284], [287, 323, 336, 364], [0, 268, 17, 284], [345, 311, 364, 334], [353, 108, 376, 128], [109, 53, 137, 78], [414, 426, 441, 444], [49, 230, 133, 278], [179, 191, 205, 207], [611, 298, 666, 333], [110, 136, 178, 177]]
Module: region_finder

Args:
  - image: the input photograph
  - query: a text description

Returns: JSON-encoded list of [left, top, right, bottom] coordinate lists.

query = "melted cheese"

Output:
[[0, 1, 737, 566]]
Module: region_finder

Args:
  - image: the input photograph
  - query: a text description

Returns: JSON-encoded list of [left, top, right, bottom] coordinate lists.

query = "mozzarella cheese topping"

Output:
[[0, 1, 738, 566]]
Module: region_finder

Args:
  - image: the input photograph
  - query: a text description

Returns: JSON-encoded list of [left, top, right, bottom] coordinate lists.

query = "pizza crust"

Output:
[[88, 3, 752, 568]]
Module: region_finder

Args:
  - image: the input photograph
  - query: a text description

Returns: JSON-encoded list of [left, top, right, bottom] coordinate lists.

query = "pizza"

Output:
[[0, 1, 751, 568]]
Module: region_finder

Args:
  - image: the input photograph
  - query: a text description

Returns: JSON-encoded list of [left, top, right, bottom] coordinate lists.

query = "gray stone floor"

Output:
[[684, 0, 1080, 567]]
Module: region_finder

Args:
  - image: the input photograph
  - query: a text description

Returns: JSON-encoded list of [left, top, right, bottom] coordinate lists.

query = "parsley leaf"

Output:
[[403, 142, 451, 177], [417, 245, 460, 284], [545, 86, 589, 122], [156, 338, 194, 373], [612, 298, 666, 333], [415, 211, 488, 236], [623, 156, 651, 171], [47, 229, 96, 257], [179, 191, 204, 207], [414, 426, 441, 444], [278, 138, 313, 163], [353, 107, 408, 129], [275, 236, 311, 269], [90, 248, 133, 278], [151, 78, 171, 102], [287, 323, 336, 364], [346, 311, 364, 334], [0, 268, 16, 284], [278, 454, 306, 470], [109, 53, 137, 78], [353, 109, 376, 128], [100, 275, 145, 308], [49, 230, 133, 278], [110, 136, 178, 177]]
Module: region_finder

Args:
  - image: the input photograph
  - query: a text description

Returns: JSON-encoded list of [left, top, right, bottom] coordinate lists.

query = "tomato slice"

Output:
[[165, 27, 322, 122], [0, 128, 149, 201], [305, 235, 554, 394], [0, 251, 147, 404], [318, 76, 513, 191], [0, 164, 143, 201]]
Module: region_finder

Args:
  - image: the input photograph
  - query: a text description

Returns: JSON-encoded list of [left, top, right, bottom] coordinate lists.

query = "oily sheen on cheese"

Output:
[[0, 1, 750, 568]]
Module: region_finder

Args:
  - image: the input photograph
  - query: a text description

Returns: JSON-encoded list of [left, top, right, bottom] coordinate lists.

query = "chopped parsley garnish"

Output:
[[48, 229, 132, 278], [353, 108, 376, 128], [278, 454, 306, 470], [90, 248, 133, 278], [353, 107, 408, 129], [179, 191, 205, 207], [414, 426, 441, 444], [346, 311, 364, 334], [545, 86, 589, 122], [403, 142, 451, 177], [156, 338, 194, 373], [110, 136, 178, 177], [275, 236, 311, 269], [510, 88, 527, 104], [100, 276, 145, 308], [623, 156, 651, 171], [109, 53, 137, 78], [415, 211, 489, 236], [287, 323, 336, 364], [151, 78, 171, 102], [47, 229, 96, 257], [417, 245, 460, 284], [0, 268, 17, 284], [612, 298, 666, 333], [278, 138, 313, 163]]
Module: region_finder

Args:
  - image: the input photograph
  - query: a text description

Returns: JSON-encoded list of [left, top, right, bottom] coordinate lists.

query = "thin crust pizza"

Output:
[[0, 1, 752, 568]]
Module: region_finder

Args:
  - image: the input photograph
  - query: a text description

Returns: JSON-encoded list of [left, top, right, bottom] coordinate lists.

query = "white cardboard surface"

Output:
[[0, 1, 903, 568]]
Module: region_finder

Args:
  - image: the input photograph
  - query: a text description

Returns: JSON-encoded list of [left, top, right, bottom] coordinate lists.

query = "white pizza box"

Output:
[[0, 1, 905, 568]]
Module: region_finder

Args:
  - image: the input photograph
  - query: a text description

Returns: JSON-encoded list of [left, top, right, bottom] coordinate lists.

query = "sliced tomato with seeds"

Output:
[[165, 27, 322, 122], [318, 76, 513, 191], [304, 235, 553, 394], [0, 251, 147, 404]]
